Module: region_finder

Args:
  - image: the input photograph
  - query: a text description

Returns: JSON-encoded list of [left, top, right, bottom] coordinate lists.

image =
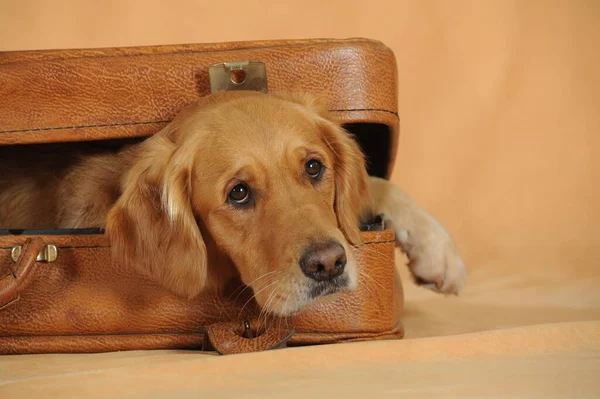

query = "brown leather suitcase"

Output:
[[0, 38, 403, 355]]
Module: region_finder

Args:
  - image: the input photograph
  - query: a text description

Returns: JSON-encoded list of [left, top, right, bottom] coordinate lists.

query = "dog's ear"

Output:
[[274, 92, 372, 245], [106, 135, 207, 298], [318, 119, 371, 245]]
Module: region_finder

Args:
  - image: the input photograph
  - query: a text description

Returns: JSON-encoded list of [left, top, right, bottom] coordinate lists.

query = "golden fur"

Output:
[[0, 91, 466, 315]]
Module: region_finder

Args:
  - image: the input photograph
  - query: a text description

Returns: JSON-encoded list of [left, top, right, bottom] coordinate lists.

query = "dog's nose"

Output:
[[300, 241, 347, 281]]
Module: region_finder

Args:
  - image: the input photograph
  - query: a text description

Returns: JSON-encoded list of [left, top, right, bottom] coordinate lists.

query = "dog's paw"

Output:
[[395, 218, 467, 295]]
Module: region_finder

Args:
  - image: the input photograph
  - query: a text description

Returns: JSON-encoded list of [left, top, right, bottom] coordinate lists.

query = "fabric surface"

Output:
[[1, 260, 598, 398], [1, 322, 599, 398], [0, 0, 599, 397]]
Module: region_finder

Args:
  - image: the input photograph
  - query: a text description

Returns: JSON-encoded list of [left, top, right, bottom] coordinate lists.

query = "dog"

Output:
[[0, 91, 466, 316]]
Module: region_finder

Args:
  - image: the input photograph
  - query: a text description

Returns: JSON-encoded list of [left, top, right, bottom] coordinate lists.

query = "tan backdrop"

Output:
[[1, 1, 600, 397], [1, 0, 598, 322]]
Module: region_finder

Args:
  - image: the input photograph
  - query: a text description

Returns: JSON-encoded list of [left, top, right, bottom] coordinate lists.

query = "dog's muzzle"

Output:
[[299, 239, 350, 298]]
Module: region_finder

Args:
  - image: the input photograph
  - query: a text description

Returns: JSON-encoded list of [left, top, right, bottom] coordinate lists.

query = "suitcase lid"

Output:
[[0, 38, 398, 178]]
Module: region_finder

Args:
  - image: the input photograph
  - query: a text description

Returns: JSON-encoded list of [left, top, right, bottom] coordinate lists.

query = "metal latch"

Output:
[[11, 244, 58, 263], [208, 61, 268, 93]]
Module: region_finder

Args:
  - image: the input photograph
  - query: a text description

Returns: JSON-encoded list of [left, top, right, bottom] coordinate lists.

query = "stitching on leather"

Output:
[[0, 109, 397, 134], [1, 332, 205, 338], [0, 119, 172, 134], [0, 240, 395, 250], [2, 39, 380, 65], [1, 328, 401, 339], [358, 239, 396, 245], [289, 329, 402, 338], [329, 108, 399, 118]]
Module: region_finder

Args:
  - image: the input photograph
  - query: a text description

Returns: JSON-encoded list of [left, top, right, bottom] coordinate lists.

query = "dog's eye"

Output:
[[305, 159, 323, 179], [228, 183, 251, 205]]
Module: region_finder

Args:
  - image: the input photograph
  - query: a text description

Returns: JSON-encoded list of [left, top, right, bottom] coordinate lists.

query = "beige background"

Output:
[[1, 1, 600, 397], [0, 0, 598, 302]]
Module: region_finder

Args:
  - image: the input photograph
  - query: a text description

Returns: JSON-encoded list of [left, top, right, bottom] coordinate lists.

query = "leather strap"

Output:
[[0, 237, 45, 309], [206, 317, 295, 355]]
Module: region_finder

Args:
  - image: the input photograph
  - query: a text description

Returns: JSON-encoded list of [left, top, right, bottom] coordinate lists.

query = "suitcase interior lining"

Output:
[[0, 123, 391, 234]]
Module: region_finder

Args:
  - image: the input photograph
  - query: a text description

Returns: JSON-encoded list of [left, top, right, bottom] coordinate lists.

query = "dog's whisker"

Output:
[[237, 279, 280, 319], [274, 292, 290, 336], [264, 287, 287, 334], [356, 270, 380, 301], [227, 270, 282, 303], [258, 285, 280, 329], [322, 138, 339, 158], [356, 264, 389, 293], [354, 244, 396, 263]]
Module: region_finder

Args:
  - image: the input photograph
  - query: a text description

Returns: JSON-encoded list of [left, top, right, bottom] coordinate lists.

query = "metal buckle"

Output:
[[11, 244, 58, 263], [208, 61, 268, 93], [243, 320, 255, 339]]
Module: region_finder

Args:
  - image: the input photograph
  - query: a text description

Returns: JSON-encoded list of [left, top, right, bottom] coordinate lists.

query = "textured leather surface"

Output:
[[0, 227, 400, 355], [206, 318, 295, 355], [291, 231, 398, 335], [0, 38, 399, 176], [0, 39, 401, 355], [0, 237, 45, 309]]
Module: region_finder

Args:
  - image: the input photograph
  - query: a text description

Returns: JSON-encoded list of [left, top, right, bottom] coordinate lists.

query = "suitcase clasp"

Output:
[[208, 61, 268, 93], [11, 244, 58, 263]]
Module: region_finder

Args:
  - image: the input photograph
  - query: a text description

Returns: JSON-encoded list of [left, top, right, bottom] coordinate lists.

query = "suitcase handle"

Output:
[[205, 317, 294, 354], [0, 237, 46, 309]]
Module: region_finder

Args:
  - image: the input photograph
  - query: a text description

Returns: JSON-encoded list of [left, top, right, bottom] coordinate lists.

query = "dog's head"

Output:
[[106, 92, 371, 315]]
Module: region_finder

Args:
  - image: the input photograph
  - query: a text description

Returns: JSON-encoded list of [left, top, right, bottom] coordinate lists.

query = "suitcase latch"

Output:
[[11, 244, 58, 263], [208, 61, 268, 93]]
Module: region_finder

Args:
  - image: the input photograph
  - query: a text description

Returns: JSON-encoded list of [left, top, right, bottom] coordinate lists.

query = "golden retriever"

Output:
[[0, 91, 466, 315]]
